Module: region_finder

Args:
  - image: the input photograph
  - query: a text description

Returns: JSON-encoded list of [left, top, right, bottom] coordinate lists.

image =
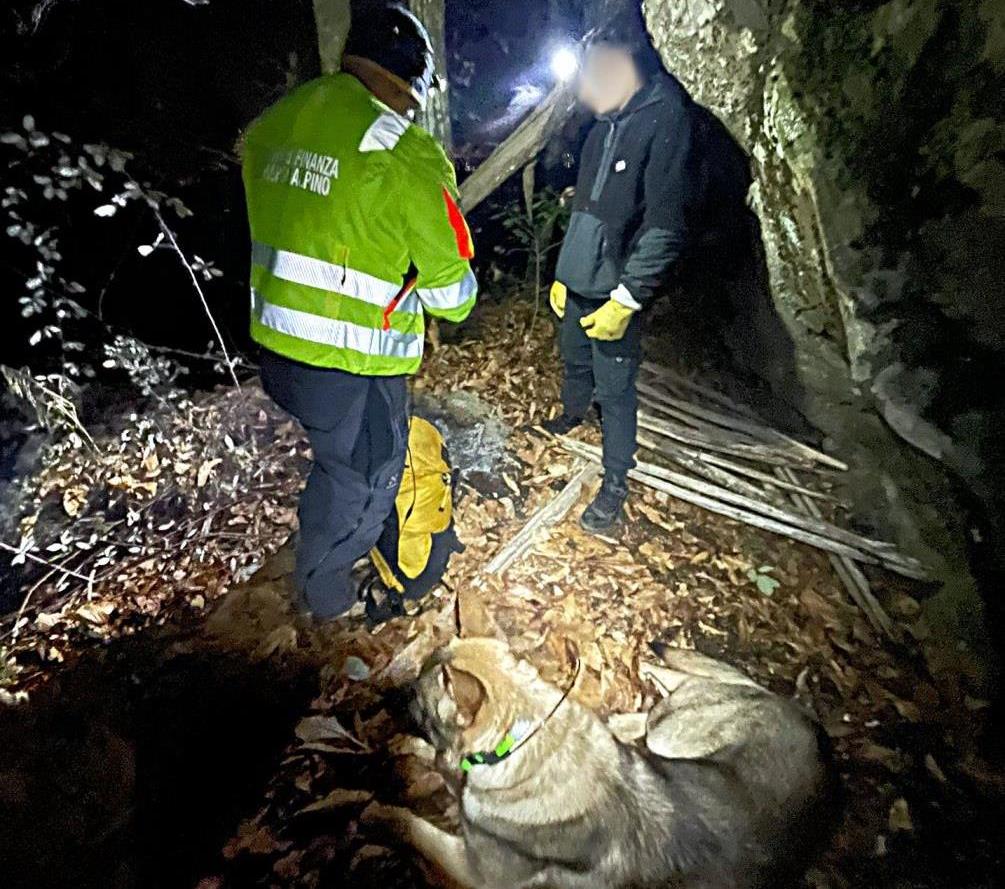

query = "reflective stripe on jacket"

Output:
[[242, 73, 477, 375]]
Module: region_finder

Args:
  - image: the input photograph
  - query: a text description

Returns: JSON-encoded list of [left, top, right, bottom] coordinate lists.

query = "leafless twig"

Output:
[[151, 207, 242, 391]]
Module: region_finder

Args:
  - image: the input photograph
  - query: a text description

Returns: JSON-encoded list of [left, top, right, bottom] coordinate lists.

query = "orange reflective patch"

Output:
[[442, 187, 474, 260]]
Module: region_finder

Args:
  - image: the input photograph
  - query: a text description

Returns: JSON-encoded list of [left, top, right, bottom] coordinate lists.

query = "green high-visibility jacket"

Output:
[[242, 73, 477, 376]]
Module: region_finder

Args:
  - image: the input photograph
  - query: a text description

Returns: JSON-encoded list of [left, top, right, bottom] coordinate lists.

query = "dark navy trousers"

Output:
[[260, 351, 408, 617], [560, 293, 643, 478]]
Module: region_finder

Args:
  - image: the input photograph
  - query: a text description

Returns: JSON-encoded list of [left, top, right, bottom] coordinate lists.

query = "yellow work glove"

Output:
[[579, 298, 635, 341], [549, 281, 567, 319]]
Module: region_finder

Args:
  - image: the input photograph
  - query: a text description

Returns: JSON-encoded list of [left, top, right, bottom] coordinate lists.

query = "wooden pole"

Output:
[[637, 412, 813, 469], [639, 364, 848, 471], [458, 84, 577, 214], [485, 462, 600, 575], [636, 432, 782, 504], [561, 438, 918, 569], [667, 443, 838, 502], [312, 0, 352, 74]]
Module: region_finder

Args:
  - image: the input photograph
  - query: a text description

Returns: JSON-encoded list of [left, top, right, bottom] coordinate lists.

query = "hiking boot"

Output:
[[580, 474, 629, 534], [542, 412, 584, 436]]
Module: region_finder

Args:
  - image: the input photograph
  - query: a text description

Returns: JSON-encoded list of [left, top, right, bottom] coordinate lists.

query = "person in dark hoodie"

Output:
[[545, 19, 703, 533]]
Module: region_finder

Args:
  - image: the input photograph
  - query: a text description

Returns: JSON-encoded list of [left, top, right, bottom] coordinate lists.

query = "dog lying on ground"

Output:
[[364, 637, 833, 889]]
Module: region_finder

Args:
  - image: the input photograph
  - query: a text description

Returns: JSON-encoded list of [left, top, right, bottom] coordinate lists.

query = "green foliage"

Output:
[[495, 186, 570, 266], [492, 184, 570, 340], [492, 186, 569, 336], [747, 565, 781, 597]]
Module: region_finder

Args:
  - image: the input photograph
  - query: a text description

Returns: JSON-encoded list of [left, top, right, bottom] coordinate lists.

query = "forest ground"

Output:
[[0, 297, 1002, 889]]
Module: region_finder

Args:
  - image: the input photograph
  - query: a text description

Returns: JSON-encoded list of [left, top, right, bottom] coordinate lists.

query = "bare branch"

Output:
[[151, 207, 242, 391]]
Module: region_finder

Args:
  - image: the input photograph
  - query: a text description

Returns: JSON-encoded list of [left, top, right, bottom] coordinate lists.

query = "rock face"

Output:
[[641, 0, 1005, 676]]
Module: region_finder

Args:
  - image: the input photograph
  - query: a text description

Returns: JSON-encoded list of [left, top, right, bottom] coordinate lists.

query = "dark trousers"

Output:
[[260, 351, 408, 617], [560, 293, 642, 478]]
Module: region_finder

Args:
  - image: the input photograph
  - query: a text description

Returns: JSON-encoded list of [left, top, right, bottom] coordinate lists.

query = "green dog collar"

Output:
[[460, 732, 516, 772]]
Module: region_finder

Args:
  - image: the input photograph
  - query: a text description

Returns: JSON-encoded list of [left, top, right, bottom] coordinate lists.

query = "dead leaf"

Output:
[[857, 743, 909, 774], [295, 788, 373, 816], [350, 845, 393, 871], [141, 451, 160, 475], [379, 602, 457, 685], [34, 612, 63, 631], [388, 734, 436, 763], [75, 601, 115, 626], [925, 754, 948, 784], [272, 851, 305, 880], [343, 655, 371, 681], [295, 715, 363, 748], [403, 768, 447, 802], [888, 797, 913, 832], [62, 487, 88, 517], [893, 698, 921, 722], [197, 458, 223, 487], [254, 624, 298, 660], [222, 820, 289, 859]]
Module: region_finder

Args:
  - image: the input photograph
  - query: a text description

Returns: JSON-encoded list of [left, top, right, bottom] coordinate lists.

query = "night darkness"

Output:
[[0, 0, 579, 376]]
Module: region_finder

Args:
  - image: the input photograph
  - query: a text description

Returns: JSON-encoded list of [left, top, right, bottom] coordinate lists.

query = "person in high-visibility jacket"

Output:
[[242, 2, 477, 618]]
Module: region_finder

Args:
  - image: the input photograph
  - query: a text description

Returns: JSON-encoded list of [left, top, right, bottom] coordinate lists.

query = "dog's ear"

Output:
[[441, 664, 486, 728]]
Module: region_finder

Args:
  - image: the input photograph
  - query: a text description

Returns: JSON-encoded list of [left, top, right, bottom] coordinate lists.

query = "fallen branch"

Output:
[[2, 554, 80, 643], [638, 411, 815, 469], [636, 432, 782, 504], [639, 365, 848, 472], [680, 448, 837, 502], [561, 437, 917, 571], [1, 366, 99, 452], [0, 540, 98, 588], [640, 361, 759, 420], [485, 461, 600, 575], [152, 207, 242, 392], [638, 383, 761, 444], [558, 440, 927, 580], [458, 84, 577, 214]]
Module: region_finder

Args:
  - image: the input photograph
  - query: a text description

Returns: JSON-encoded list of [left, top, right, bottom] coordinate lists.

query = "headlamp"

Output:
[[551, 46, 580, 82]]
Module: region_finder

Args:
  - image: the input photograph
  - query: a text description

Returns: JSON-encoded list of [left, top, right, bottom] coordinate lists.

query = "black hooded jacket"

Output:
[[555, 72, 702, 306]]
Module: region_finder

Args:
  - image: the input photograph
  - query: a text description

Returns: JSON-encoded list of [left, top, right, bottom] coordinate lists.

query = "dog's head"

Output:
[[410, 637, 545, 766]]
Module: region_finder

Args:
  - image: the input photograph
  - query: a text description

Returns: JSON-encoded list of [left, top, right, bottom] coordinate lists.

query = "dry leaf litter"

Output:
[[0, 298, 1000, 889]]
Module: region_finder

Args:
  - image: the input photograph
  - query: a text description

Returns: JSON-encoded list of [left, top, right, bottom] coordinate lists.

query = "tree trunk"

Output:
[[407, 0, 452, 149], [312, 0, 352, 74]]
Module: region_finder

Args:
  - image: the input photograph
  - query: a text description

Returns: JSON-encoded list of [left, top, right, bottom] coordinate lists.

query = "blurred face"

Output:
[[578, 44, 642, 115]]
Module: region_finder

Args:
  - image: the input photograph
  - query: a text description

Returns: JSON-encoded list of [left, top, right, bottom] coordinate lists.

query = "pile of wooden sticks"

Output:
[[554, 363, 925, 638]]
